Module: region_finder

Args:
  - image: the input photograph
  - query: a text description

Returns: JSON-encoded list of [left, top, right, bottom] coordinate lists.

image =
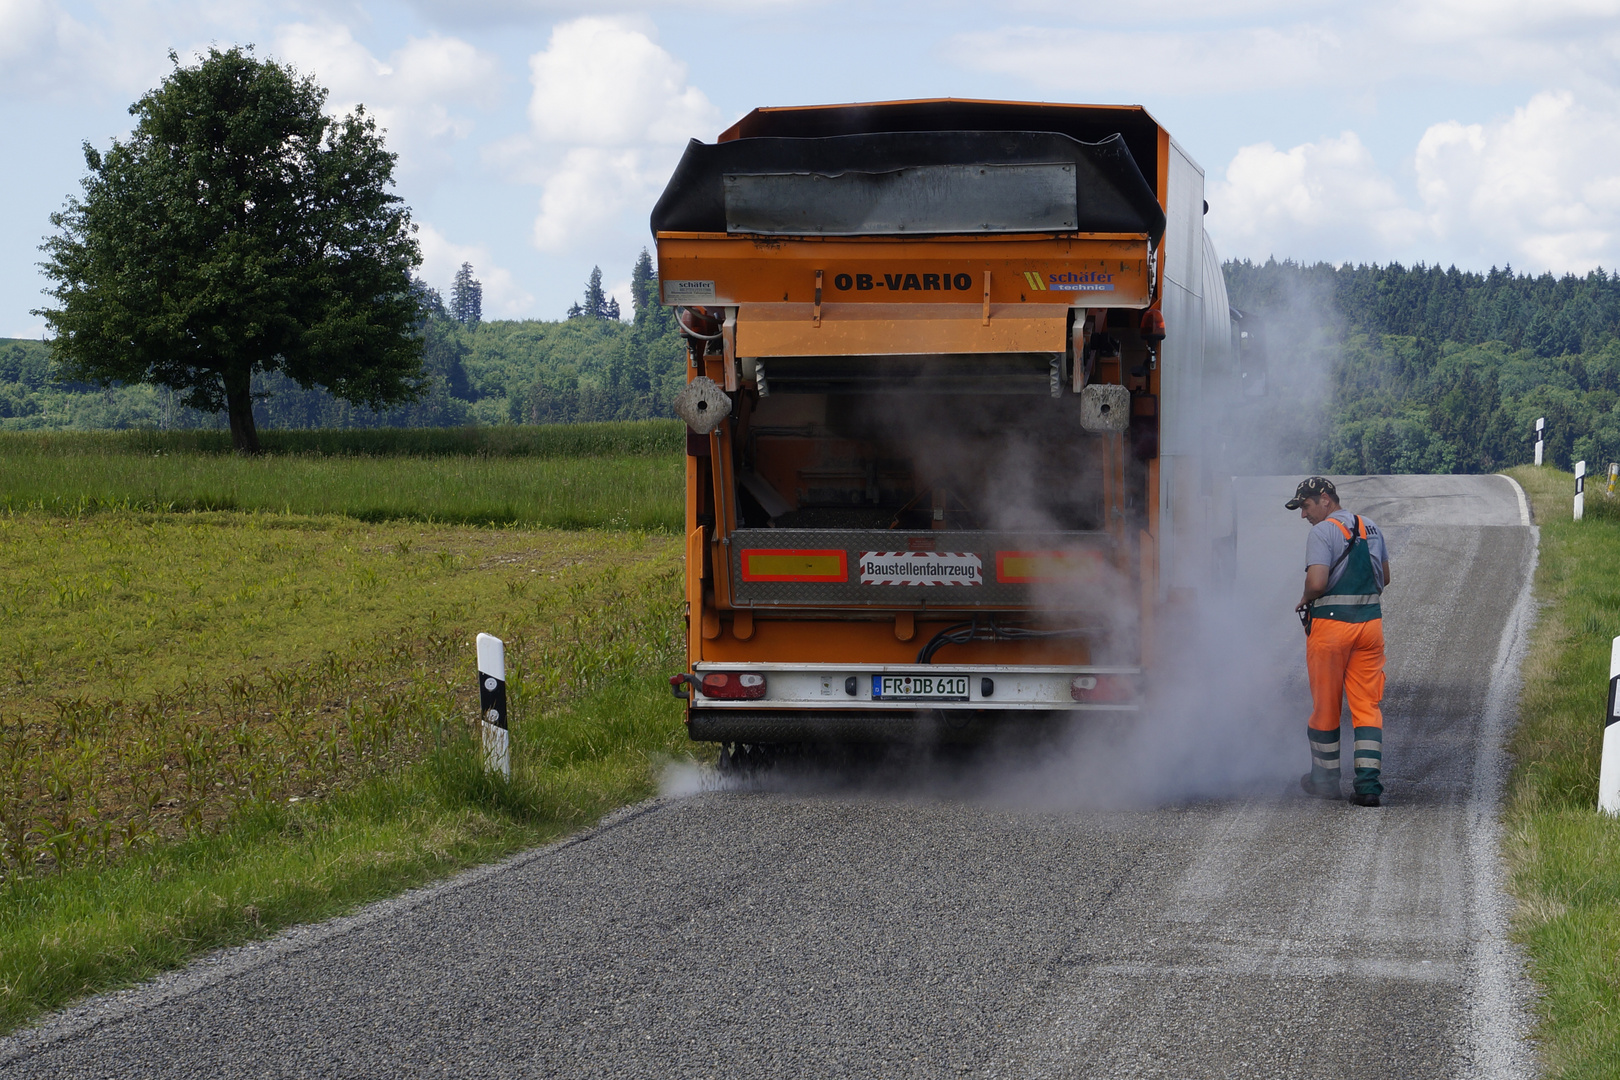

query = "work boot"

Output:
[[1303, 727, 1342, 799], [1300, 773, 1341, 800], [1352, 725, 1384, 802]]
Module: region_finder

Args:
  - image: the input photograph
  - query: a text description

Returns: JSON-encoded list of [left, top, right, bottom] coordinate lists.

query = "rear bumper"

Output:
[[684, 662, 1140, 743], [688, 662, 1139, 711], [687, 708, 1104, 744]]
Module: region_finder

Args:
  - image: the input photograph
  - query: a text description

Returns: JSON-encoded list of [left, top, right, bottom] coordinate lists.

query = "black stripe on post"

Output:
[[1608, 675, 1620, 729], [480, 672, 508, 732]]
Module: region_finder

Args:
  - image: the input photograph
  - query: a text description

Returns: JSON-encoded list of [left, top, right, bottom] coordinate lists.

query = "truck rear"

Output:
[[654, 100, 1240, 757]]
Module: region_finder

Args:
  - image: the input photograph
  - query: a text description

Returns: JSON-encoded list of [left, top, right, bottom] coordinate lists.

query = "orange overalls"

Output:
[[1305, 515, 1385, 797]]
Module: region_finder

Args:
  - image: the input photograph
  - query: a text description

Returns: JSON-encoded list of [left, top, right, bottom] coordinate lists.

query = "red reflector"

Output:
[[700, 672, 767, 700], [1070, 674, 1138, 704]]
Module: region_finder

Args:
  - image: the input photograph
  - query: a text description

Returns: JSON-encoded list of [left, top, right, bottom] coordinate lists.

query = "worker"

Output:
[[1287, 477, 1392, 807]]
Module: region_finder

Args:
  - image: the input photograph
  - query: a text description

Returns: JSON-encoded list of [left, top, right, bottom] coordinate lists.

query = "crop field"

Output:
[[0, 423, 692, 1030], [0, 424, 684, 529]]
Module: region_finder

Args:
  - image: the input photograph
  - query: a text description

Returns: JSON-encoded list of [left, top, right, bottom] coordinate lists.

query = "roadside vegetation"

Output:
[[0, 431, 690, 1032], [1503, 465, 1620, 1079]]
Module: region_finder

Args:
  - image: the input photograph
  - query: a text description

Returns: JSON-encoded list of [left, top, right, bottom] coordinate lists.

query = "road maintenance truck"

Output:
[[655, 99, 1245, 761]]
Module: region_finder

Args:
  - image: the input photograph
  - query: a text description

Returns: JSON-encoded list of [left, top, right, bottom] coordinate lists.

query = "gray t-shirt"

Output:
[[1305, 510, 1388, 592]]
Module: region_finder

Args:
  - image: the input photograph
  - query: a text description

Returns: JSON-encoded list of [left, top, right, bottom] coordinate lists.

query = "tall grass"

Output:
[[0, 512, 683, 874], [0, 672, 690, 1034], [0, 447, 682, 529], [0, 420, 684, 458], [0, 509, 693, 1031], [1502, 466, 1620, 1080]]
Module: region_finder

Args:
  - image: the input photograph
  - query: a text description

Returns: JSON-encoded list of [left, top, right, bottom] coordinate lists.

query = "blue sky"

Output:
[[3, 0, 1619, 336]]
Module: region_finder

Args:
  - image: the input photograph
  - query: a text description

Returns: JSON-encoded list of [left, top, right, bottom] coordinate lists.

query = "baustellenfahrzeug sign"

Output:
[[858, 551, 982, 586]]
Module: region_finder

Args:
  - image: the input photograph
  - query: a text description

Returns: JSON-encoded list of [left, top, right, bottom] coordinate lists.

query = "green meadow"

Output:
[[0, 422, 692, 1031], [1504, 466, 1620, 1079]]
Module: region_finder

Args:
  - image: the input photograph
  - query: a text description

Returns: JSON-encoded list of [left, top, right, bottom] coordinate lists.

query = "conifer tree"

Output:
[[584, 266, 606, 319], [450, 262, 482, 326], [631, 248, 657, 323]]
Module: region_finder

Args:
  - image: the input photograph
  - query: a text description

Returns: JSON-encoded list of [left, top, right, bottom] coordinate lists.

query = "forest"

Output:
[[6, 253, 1620, 476], [1226, 259, 1620, 474], [0, 252, 687, 434]]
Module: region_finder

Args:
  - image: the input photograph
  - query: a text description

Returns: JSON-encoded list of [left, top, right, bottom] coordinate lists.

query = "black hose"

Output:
[[915, 619, 1091, 663], [916, 621, 977, 664]]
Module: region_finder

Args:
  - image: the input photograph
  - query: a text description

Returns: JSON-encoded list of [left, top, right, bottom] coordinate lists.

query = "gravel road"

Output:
[[0, 474, 1541, 1079]]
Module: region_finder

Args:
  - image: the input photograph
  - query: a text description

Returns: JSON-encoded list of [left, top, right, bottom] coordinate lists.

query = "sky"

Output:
[[3, 0, 1619, 337]]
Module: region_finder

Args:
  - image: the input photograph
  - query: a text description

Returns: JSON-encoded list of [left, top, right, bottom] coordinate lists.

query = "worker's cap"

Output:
[[1285, 476, 1336, 509]]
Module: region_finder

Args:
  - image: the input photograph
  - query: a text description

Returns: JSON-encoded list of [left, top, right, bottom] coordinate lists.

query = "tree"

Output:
[[631, 248, 657, 322], [36, 47, 424, 453], [605, 296, 621, 321], [410, 275, 446, 323], [583, 266, 606, 319], [450, 262, 482, 326]]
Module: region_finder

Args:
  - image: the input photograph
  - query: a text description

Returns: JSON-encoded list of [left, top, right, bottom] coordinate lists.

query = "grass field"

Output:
[[0, 424, 694, 1031], [0, 426, 683, 529], [0, 421, 686, 458], [1503, 466, 1620, 1079]]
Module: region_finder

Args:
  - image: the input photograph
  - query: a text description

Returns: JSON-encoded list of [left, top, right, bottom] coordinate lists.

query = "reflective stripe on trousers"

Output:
[[1306, 616, 1386, 796]]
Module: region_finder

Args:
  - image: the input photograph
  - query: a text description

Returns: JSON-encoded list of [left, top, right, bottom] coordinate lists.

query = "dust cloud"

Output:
[[662, 280, 1342, 810]]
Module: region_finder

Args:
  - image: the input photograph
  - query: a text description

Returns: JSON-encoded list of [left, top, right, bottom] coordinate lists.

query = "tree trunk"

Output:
[[223, 367, 261, 454]]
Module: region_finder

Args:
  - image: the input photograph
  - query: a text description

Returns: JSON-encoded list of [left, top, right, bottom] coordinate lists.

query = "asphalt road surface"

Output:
[[0, 474, 1541, 1079]]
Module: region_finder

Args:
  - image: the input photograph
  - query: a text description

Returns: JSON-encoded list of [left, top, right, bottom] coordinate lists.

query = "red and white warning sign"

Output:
[[858, 551, 983, 586]]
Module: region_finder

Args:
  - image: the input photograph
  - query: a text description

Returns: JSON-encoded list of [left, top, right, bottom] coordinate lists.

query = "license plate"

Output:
[[872, 674, 970, 701]]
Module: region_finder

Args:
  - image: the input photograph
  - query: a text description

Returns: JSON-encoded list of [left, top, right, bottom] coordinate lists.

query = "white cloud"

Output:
[[951, 0, 1620, 95], [950, 24, 1344, 96], [270, 23, 500, 174], [403, 0, 802, 23], [518, 17, 719, 254], [1208, 89, 1620, 273], [530, 146, 662, 252], [1413, 90, 1620, 270], [416, 222, 534, 318], [0, 0, 143, 98], [528, 17, 715, 145], [1207, 132, 1424, 263]]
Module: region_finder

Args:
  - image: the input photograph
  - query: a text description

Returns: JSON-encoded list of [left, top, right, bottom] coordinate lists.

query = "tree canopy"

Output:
[[36, 46, 424, 452]]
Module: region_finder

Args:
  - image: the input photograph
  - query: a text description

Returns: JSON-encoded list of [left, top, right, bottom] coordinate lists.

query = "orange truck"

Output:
[[653, 99, 1245, 762]]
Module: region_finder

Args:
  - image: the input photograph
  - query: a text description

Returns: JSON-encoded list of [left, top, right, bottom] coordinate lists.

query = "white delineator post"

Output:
[[1602, 638, 1620, 814], [1575, 460, 1587, 521], [1608, 462, 1617, 496], [477, 633, 510, 778], [1535, 417, 1545, 466]]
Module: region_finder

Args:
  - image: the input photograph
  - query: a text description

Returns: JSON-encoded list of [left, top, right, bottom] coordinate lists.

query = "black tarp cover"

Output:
[[650, 130, 1165, 246]]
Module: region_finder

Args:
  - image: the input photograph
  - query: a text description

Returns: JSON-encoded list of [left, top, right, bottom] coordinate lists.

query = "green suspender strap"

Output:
[[1311, 515, 1383, 623]]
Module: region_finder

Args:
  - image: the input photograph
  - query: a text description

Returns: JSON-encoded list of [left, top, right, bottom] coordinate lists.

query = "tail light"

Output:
[[1071, 674, 1139, 704], [700, 672, 766, 700], [1140, 309, 1166, 342]]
